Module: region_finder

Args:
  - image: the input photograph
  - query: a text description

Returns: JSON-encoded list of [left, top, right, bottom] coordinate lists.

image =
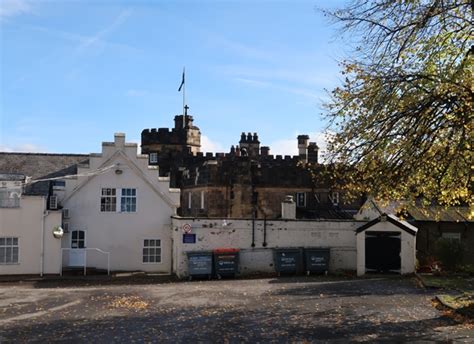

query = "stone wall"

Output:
[[171, 217, 362, 278]]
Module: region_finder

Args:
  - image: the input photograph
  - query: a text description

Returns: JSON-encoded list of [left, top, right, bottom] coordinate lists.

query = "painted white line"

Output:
[[0, 300, 81, 325]]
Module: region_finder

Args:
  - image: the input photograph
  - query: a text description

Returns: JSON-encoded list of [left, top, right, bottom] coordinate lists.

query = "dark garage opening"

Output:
[[365, 231, 401, 273]]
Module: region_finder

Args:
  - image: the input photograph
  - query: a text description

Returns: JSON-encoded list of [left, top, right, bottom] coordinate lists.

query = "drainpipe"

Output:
[[250, 161, 257, 248], [40, 197, 48, 277], [251, 214, 256, 248], [170, 231, 174, 276], [262, 216, 267, 247]]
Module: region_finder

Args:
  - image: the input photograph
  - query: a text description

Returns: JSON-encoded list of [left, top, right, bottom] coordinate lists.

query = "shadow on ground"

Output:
[[0, 304, 462, 343]]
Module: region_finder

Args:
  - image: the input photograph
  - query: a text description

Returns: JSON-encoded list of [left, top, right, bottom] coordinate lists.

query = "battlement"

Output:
[[181, 151, 314, 188], [185, 151, 304, 165], [141, 127, 187, 146]]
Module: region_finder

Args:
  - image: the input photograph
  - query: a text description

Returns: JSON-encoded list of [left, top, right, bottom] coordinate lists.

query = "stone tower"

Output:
[[141, 107, 201, 182], [239, 132, 260, 158]]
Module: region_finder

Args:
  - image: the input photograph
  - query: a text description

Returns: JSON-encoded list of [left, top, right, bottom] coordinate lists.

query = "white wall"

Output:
[[0, 196, 62, 275], [172, 217, 362, 278], [60, 134, 179, 273], [356, 221, 416, 276]]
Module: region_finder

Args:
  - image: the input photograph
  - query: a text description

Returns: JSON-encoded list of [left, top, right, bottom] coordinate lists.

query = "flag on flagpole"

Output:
[[178, 69, 185, 92]]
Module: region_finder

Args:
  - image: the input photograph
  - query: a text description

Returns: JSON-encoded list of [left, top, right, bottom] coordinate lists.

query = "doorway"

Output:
[[365, 231, 401, 273], [69, 230, 86, 267]]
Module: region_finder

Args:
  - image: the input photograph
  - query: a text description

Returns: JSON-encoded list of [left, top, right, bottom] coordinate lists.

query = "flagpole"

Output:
[[182, 67, 186, 128]]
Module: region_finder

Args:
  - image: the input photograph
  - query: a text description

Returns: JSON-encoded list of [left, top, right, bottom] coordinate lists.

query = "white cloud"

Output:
[[0, 143, 47, 152], [0, 0, 32, 19], [269, 138, 298, 156], [200, 135, 225, 153], [269, 131, 333, 162]]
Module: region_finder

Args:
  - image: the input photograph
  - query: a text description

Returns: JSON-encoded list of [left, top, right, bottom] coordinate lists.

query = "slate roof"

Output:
[[297, 207, 357, 220], [405, 206, 472, 222], [369, 199, 472, 223], [0, 152, 89, 195]]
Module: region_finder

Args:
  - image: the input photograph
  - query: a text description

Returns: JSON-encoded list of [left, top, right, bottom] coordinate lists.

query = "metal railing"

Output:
[[60, 248, 110, 276]]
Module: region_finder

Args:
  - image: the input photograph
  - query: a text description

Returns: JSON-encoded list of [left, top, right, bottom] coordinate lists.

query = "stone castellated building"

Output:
[[141, 109, 201, 187], [141, 110, 365, 219]]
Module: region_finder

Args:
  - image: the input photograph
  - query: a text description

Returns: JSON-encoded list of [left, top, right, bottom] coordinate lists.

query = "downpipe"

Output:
[[262, 216, 267, 247], [40, 197, 48, 277], [251, 214, 256, 248]]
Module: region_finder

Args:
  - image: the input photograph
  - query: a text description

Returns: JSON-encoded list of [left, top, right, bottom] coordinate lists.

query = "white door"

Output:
[[69, 230, 86, 267]]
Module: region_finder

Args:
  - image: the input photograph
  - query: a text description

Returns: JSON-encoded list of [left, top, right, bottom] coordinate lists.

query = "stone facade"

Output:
[[141, 112, 365, 219], [141, 114, 200, 188]]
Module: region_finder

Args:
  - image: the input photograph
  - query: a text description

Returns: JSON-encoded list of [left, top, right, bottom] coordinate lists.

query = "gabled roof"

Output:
[[62, 149, 179, 208], [356, 214, 418, 236]]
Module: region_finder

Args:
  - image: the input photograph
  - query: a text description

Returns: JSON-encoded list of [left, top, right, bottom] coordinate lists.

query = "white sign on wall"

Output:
[[182, 223, 192, 234]]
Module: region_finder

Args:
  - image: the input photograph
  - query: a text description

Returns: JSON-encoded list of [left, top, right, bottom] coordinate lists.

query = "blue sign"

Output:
[[183, 234, 196, 244]]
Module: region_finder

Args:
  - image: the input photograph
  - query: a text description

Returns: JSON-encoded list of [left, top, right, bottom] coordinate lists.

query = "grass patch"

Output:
[[438, 294, 473, 310], [418, 274, 474, 292], [437, 294, 474, 320]]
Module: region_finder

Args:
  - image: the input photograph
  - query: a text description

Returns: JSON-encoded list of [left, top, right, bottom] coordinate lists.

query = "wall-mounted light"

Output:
[[115, 169, 123, 175], [52, 226, 64, 239]]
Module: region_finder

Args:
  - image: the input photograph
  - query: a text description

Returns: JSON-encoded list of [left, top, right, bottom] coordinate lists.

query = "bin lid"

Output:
[[213, 248, 240, 253]]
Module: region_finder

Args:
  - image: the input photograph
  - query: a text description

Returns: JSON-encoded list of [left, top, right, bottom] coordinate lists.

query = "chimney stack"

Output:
[[308, 142, 319, 163], [297, 135, 310, 162], [114, 133, 126, 147], [281, 195, 296, 219]]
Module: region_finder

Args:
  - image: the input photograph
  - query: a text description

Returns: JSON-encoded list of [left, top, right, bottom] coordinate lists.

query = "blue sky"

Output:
[[1, 0, 349, 156]]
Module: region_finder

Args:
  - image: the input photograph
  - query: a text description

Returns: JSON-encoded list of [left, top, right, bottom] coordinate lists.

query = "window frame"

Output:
[[71, 230, 86, 249], [0, 237, 19, 265], [200, 191, 205, 210], [296, 192, 306, 207], [149, 152, 158, 164], [142, 239, 162, 264], [120, 188, 137, 213], [100, 188, 137, 213], [441, 232, 461, 242], [100, 188, 117, 212], [49, 195, 58, 210]]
